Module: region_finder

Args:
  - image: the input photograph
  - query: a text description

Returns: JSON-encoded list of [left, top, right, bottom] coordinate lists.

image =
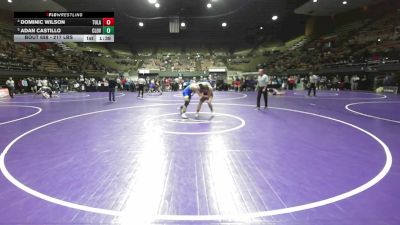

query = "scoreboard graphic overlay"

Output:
[[14, 12, 114, 42]]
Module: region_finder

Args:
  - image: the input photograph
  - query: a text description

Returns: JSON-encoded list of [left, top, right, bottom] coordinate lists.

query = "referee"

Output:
[[256, 69, 269, 110], [137, 77, 146, 98], [108, 77, 117, 102], [308, 72, 319, 97]]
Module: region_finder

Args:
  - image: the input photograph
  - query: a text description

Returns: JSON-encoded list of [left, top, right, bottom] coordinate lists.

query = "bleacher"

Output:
[[287, 36, 309, 51], [334, 20, 368, 36], [251, 10, 400, 74]]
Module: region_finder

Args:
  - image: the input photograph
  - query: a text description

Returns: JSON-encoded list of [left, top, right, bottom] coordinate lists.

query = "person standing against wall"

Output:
[[351, 75, 359, 91], [5, 77, 15, 98]]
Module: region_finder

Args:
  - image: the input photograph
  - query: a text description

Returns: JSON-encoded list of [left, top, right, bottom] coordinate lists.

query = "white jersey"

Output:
[[41, 79, 48, 87], [309, 75, 318, 84], [6, 80, 14, 88], [257, 74, 269, 87], [138, 78, 146, 85]]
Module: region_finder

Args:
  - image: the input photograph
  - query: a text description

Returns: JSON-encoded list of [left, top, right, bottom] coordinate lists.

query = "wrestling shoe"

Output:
[[181, 113, 188, 119]]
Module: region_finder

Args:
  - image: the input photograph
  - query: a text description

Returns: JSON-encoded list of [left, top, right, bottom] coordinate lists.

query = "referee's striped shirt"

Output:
[[257, 74, 269, 87]]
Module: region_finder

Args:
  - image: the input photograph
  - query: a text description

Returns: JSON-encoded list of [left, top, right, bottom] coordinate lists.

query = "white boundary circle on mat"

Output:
[[293, 92, 339, 97], [143, 92, 247, 102], [166, 118, 224, 124], [283, 91, 386, 100], [0, 105, 42, 126], [52, 93, 91, 99], [0, 93, 125, 104], [173, 93, 183, 97], [14, 93, 91, 99], [0, 103, 392, 221], [345, 101, 400, 124], [143, 112, 245, 135]]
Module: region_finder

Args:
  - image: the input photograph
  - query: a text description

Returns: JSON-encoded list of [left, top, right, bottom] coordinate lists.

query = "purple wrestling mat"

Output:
[[0, 90, 399, 225]]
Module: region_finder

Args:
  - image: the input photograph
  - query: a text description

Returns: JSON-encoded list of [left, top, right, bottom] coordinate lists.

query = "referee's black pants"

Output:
[[7, 87, 14, 98], [308, 83, 316, 96], [137, 84, 144, 97], [256, 86, 268, 108], [109, 88, 115, 101]]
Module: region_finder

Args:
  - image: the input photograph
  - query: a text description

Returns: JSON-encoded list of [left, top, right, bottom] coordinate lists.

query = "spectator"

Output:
[[107, 77, 117, 102], [5, 77, 15, 98]]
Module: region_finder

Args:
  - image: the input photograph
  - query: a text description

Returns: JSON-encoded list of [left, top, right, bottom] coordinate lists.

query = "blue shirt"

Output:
[[182, 85, 193, 97]]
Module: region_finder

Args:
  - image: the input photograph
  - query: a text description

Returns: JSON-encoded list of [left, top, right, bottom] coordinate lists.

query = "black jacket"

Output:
[[108, 79, 117, 89]]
